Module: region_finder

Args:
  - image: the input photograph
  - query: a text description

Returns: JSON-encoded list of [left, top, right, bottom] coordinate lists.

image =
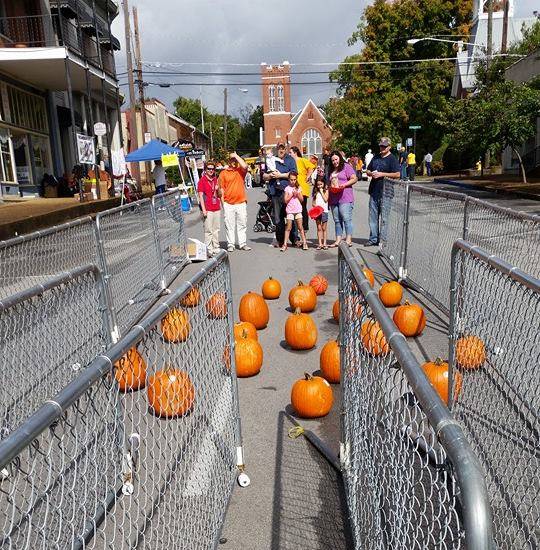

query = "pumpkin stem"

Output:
[[404, 300, 410, 305], [294, 307, 302, 315], [304, 372, 313, 381], [241, 329, 248, 339], [297, 280, 304, 286], [434, 357, 444, 366]]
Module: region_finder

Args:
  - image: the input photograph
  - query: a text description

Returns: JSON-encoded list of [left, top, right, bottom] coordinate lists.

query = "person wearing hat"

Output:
[[365, 137, 400, 247]]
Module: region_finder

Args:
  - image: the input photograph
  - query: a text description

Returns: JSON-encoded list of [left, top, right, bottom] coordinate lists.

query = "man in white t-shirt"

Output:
[[424, 152, 433, 176], [152, 160, 167, 194]]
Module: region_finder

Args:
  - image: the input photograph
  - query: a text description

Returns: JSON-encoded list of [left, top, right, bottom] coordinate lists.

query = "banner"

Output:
[[77, 134, 96, 165], [161, 153, 180, 168], [111, 149, 127, 177]]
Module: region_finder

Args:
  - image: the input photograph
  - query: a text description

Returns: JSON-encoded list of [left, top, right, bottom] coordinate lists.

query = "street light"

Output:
[[407, 37, 477, 51]]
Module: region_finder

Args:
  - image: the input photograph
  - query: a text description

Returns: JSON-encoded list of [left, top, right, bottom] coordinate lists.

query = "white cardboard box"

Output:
[[187, 238, 207, 262]]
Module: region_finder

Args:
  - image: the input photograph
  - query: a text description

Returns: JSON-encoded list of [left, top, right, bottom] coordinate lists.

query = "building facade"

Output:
[[260, 61, 332, 155], [0, 0, 122, 197]]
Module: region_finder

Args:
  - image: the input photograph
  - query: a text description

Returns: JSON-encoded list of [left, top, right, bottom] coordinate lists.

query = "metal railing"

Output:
[[380, 178, 540, 313], [449, 240, 540, 548], [338, 243, 493, 549], [0, 251, 245, 549]]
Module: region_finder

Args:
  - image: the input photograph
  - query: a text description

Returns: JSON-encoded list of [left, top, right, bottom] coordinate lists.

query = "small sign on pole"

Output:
[[144, 132, 152, 144], [161, 153, 179, 168], [406, 137, 413, 147], [94, 122, 107, 136], [409, 125, 422, 130], [76, 134, 96, 165]]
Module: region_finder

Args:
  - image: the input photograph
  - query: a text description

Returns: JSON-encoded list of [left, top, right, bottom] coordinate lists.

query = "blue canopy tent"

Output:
[[125, 139, 185, 162]]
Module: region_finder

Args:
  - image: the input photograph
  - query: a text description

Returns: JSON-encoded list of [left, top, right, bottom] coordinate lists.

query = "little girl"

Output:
[[312, 177, 329, 249], [282, 172, 308, 251]]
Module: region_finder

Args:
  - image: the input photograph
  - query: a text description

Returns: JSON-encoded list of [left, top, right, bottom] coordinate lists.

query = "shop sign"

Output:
[[77, 134, 96, 165], [94, 122, 107, 136]]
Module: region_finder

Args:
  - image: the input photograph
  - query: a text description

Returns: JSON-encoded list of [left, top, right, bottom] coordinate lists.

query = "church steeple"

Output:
[[473, 0, 514, 22]]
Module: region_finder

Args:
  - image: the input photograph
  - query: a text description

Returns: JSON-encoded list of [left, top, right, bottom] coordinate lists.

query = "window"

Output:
[[275, 127, 281, 138], [0, 128, 15, 183], [301, 129, 322, 156], [277, 84, 284, 111], [268, 85, 276, 112], [4, 85, 48, 134]]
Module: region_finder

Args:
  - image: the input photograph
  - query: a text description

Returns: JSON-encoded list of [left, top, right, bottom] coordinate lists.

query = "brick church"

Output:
[[260, 61, 333, 155]]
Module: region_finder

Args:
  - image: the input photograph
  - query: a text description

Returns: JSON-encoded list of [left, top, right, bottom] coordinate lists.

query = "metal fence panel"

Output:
[[0, 265, 110, 438], [380, 179, 408, 278], [96, 200, 163, 336], [338, 244, 492, 549], [449, 241, 540, 549], [0, 251, 243, 549], [152, 189, 189, 288], [0, 217, 97, 300]]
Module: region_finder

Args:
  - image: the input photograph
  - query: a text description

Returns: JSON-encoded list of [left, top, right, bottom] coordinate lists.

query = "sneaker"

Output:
[[239, 245, 252, 251], [364, 241, 378, 247], [227, 246, 234, 252]]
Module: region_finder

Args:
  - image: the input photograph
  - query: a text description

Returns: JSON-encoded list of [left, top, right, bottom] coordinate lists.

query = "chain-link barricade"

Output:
[[0, 217, 98, 300], [151, 189, 189, 288], [380, 179, 408, 278], [464, 198, 540, 279], [0, 264, 111, 438], [338, 243, 492, 550], [449, 241, 540, 549], [95, 199, 163, 337], [0, 251, 245, 549]]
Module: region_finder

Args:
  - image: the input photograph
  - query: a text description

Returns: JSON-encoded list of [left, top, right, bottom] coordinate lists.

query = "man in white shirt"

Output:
[[152, 160, 167, 194], [424, 152, 433, 177]]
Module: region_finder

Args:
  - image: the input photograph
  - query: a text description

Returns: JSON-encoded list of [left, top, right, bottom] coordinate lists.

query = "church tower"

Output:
[[473, 0, 514, 21], [260, 61, 293, 147]]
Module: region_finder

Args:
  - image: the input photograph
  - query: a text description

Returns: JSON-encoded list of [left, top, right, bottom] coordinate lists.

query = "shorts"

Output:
[[286, 212, 303, 221], [316, 212, 329, 223]]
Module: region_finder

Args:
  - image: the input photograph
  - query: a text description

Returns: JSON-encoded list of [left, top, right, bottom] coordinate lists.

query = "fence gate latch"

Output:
[[122, 433, 140, 496]]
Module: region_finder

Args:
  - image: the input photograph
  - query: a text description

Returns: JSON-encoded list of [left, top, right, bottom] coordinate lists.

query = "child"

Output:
[[281, 172, 308, 251], [312, 176, 329, 249], [265, 147, 279, 172]]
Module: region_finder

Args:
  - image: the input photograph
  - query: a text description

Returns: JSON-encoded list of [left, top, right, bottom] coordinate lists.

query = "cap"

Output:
[[379, 137, 391, 147]]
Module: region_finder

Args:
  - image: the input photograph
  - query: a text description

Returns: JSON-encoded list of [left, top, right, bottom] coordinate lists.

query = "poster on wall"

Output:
[[16, 166, 31, 185], [77, 134, 96, 165]]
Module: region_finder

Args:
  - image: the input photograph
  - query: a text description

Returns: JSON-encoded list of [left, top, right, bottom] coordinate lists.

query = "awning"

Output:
[[125, 140, 186, 162]]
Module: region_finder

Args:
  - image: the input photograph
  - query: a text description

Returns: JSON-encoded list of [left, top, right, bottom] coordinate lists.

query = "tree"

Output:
[[237, 105, 263, 156], [325, 0, 472, 156]]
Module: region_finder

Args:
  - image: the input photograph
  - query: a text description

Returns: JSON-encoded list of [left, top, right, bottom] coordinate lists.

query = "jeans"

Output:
[[330, 201, 353, 238], [426, 162, 432, 176], [368, 194, 391, 244], [400, 163, 407, 180], [407, 164, 416, 181]]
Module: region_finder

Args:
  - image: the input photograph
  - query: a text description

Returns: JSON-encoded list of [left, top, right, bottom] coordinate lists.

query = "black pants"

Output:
[[301, 195, 309, 231], [407, 165, 416, 181]]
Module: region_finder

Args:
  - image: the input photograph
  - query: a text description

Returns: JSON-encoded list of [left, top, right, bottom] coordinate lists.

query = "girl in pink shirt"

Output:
[[281, 172, 308, 251]]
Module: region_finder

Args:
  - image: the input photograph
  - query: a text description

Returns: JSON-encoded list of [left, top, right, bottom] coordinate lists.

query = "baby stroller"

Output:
[[253, 194, 276, 233]]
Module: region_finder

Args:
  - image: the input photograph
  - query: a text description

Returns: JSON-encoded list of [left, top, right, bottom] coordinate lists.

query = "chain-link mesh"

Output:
[[152, 190, 189, 287], [0, 265, 110, 438], [449, 242, 540, 548], [339, 250, 465, 549], [0, 252, 241, 549], [96, 200, 163, 336], [0, 218, 97, 300], [380, 178, 407, 278]]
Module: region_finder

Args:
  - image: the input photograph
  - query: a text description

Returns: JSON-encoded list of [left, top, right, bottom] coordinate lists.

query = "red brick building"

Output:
[[260, 61, 332, 155]]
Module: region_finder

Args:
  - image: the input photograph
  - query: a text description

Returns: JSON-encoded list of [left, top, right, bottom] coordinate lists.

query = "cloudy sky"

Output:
[[112, 0, 539, 117]]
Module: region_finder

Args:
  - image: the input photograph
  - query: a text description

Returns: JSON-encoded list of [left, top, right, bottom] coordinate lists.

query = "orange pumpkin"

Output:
[[332, 300, 340, 323], [147, 367, 195, 417], [363, 267, 375, 287], [114, 347, 147, 392], [206, 292, 228, 319], [234, 321, 258, 341], [455, 336, 486, 370], [289, 281, 317, 313], [238, 291, 269, 329], [361, 319, 389, 356], [320, 340, 340, 384], [235, 331, 264, 377], [422, 358, 463, 403], [379, 281, 403, 307], [161, 308, 190, 343], [285, 308, 318, 350], [291, 373, 334, 418], [180, 286, 201, 307], [309, 274, 329, 296], [261, 276, 281, 300], [393, 301, 426, 337]]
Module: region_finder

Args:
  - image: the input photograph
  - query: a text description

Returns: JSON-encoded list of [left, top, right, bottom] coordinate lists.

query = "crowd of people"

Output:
[[196, 138, 405, 256]]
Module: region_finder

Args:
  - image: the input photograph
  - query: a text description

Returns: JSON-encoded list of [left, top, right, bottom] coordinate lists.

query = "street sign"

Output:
[[406, 138, 413, 147], [94, 122, 106, 136], [409, 125, 422, 130]]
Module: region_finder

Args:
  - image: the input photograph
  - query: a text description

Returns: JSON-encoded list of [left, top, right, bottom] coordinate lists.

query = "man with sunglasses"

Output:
[[365, 137, 400, 247], [197, 161, 222, 256]]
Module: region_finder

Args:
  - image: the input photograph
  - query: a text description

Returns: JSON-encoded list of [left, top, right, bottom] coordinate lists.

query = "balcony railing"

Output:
[[0, 14, 117, 79]]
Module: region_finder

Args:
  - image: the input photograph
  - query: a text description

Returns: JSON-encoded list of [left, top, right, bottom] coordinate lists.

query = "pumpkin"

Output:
[[147, 367, 195, 417], [234, 321, 258, 341], [379, 281, 403, 307], [422, 358, 463, 403], [285, 308, 318, 350], [309, 274, 329, 296], [332, 300, 340, 323], [180, 286, 201, 307], [320, 340, 340, 384], [235, 331, 264, 377], [239, 291, 269, 329], [455, 336, 486, 370], [289, 281, 317, 313], [223, 344, 232, 373], [361, 319, 389, 356], [161, 308, 190, 343], [393, 301, 426, 337], [114, 347, 147, 392], [291, 373, 334, 418], [261, 276, 281, 300], [363, 267, 375, 287], [206, 292, 228, 319]]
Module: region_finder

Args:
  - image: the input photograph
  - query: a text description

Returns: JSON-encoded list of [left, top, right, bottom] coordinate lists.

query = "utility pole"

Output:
[[485, 0, 493, 173], [200, 86, 205, 134], [223, 87, 228, 153], [209, 120, 214, 158], [133, 6, 150, 184], [501, 0, 509, 54], [122, 0, 140, 186]]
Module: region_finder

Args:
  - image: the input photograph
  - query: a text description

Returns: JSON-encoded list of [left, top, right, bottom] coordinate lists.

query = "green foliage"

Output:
[[237, 105, 263, 156]]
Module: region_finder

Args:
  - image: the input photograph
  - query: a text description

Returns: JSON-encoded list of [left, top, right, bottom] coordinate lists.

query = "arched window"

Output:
[[268, 85, 276, 112], [301, 128, 322, 156], [277, 84, 284, 111]]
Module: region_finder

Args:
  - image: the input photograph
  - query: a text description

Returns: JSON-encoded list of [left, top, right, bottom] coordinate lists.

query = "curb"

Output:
[[433, 178, 540, 202]]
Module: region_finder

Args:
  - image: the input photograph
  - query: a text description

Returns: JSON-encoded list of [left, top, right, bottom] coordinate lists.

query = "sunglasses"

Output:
[[206, 167, 215, 171]]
